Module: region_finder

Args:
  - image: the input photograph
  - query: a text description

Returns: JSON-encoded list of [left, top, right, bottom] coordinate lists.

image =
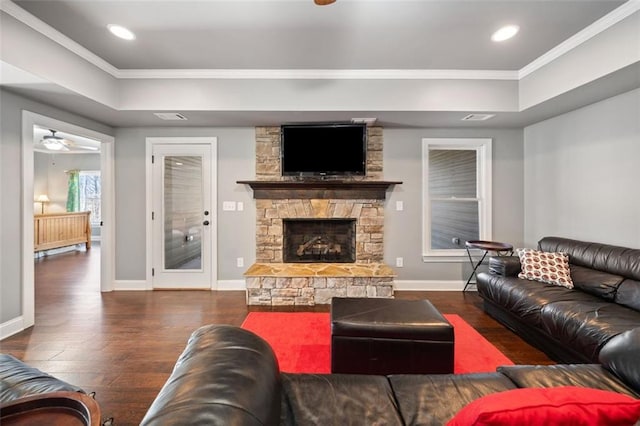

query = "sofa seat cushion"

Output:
[[281, 374, 404, 426], [540, 301, 640, 361], [388, 373, 516, 426], [498, 364, 639, 398], [477, 275, 600, 328]]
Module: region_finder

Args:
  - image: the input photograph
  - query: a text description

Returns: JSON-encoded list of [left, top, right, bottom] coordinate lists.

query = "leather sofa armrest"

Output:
[[489, 256, 521, 277], [140, 325, 281, 426], [0, 354, 85, 403], [599, 328, 640, 395]]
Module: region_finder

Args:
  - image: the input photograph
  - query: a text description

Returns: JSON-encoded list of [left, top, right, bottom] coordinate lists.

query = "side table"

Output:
[[464, 240, 514, 291]]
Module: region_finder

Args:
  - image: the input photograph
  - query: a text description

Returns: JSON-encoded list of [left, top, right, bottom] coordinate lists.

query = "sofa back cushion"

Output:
[[498, 364, 639, 398], [569, 265, 624, 301], [282, 374, 404, 426], [538, 237, 640, 281], [615, 279, 640, 312]]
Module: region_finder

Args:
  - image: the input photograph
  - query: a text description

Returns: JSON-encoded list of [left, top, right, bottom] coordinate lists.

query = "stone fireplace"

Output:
[[283, 219, 356, 263], [241, 126, 400, 306]]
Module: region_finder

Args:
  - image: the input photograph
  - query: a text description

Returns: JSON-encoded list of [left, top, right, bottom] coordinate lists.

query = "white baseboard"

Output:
[[111, 279, 453, 292], [216, 280, 246, 290], [112, 280, 246, 291], [34, 245, 85, 258], [394, 280, 475, 291], [113, 280, 150, 291], [1, 316, 25, 340]]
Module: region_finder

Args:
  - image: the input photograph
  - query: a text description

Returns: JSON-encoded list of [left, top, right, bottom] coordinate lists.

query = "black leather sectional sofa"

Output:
[[477, 236, 640, 363], [140, 324, 640, 425]]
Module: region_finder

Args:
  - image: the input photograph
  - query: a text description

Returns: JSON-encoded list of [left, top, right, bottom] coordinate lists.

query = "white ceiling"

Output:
[[12, 0, 624, 71], [1, 0, 638, 130]]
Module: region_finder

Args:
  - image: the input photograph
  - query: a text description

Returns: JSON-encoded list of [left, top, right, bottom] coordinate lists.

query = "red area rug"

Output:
[[241, 312, 513, 374]]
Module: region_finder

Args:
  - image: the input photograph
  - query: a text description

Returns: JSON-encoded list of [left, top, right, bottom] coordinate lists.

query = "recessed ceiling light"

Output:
[[108, 24, 135, 41], [491, 25, 519, 42]]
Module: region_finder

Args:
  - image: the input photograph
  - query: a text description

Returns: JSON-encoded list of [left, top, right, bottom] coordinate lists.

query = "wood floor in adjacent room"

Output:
[[1, 245, 553, 425]]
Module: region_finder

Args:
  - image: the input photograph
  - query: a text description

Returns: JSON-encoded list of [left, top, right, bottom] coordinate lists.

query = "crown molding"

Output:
[[0, 0, 119, 77], [519, 0, 640, 79], [114, 68, 518, 80]]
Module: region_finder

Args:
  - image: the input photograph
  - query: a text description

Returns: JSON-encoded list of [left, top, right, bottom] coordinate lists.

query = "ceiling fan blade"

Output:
[[314, 0, 336, 5], [75, 145, 100, 151]]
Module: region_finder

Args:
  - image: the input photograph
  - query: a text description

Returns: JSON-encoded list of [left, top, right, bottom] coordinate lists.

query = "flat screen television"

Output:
[[281, 123, 367, 176]]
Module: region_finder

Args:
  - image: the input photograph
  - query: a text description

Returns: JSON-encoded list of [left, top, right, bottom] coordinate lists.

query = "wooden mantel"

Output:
[[237, 180, 402, 200]]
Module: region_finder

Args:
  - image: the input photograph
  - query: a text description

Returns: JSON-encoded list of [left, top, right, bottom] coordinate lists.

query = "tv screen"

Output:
[[281, 123, 367, 176]]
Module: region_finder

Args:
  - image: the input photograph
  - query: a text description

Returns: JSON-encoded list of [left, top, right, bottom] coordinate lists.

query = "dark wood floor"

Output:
[[1, 245, 553, 425]]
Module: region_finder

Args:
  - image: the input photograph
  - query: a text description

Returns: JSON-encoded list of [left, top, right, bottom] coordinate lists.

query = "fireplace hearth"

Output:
[[283, 219, 356, 263]]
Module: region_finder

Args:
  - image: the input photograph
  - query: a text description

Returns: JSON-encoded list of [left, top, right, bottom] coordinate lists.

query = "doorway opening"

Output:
[[22, 111, 114, 330]]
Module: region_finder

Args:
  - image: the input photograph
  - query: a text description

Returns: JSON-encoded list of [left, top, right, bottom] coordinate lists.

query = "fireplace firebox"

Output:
[[283, 219, 356, 263]]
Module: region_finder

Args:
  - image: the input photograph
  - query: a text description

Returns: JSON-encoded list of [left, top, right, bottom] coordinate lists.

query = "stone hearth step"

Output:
[[244, 262, 396, 306]]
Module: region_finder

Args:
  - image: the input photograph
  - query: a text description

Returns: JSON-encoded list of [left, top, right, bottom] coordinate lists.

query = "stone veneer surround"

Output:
[[256, 199, 384, 263], [245, 126, 395, 305]]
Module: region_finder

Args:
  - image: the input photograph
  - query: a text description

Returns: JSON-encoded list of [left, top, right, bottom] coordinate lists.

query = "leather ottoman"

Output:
[[330, 297, 454, 374]]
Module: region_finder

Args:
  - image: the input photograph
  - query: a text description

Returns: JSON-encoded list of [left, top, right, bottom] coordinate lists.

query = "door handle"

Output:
[[203, 220, 210, 226]]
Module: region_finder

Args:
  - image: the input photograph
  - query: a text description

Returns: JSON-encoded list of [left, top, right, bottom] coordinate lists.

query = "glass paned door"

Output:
[[152, 144, 212, 289], [163, 155, 203, 270]]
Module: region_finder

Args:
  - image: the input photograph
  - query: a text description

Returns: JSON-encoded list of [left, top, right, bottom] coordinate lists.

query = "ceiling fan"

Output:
[[40, 130, 98, 152], [314, 0, 336, 5]]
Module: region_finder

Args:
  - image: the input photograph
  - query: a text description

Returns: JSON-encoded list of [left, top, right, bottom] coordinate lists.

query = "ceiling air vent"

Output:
[[351, 118, 377, 125], [461, 114, 495, 121], [153, 112, 188, 121]]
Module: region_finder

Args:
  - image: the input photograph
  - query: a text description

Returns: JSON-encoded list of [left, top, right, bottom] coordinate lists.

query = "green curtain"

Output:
[[66, 170, 80, 212]]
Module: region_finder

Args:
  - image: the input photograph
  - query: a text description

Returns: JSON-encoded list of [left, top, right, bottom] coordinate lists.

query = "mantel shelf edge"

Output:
[[237, 180, 402, 200]]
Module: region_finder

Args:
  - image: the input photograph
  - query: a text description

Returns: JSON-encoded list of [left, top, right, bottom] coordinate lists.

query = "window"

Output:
[[79, 171, 101, 227], [422, 138, 492, 258]]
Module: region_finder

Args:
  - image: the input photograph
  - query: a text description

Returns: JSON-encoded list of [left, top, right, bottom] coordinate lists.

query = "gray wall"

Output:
[[114, 127, 524, 285], [523, 88, 640, 249], [0, 89, 112, 323], [384, 128, 524, 282], [34, 151, 101, 213], [114, 127, 255, 281]]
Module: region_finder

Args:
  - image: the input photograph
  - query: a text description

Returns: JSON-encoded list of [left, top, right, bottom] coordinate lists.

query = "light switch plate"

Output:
[[237, 202, 244, 211], [222, 201, 236, 211], [396, 201, 404, 211]]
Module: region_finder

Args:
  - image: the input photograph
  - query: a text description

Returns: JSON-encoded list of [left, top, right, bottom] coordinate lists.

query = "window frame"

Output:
[[421, 138, 492, 260]]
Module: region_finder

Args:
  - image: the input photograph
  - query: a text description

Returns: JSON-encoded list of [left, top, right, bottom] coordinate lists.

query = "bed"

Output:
[[34, 211, 92, 252]]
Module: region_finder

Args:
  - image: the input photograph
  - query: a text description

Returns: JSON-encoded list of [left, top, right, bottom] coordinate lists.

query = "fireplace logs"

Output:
[[284, 219, 355, 263], [296, 236, 342, 257]]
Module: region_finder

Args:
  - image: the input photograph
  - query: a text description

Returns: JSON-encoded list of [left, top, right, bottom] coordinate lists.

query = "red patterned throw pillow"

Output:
[[517, 248, 573, 289]]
